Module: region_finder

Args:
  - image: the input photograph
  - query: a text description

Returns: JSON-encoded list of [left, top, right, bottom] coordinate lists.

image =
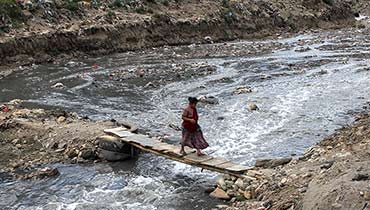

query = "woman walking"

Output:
[[180, 97, 209, 156]]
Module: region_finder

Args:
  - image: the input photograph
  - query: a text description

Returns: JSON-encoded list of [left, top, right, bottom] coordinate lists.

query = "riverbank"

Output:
[[1, 100, 370, 209], [212, 103, 370, 210], [0, 100, 124, 178], [0, 0, 361, 69]]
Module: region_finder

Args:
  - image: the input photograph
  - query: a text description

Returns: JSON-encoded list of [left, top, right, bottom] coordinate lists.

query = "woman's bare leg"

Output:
[[180, 145, 186, 155]]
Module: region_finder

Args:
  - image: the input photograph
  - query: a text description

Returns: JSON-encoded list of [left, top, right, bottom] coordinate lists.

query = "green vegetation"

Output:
[[222, 0, 230, 8], [222, 9, 237, 24], [322, 0, 334, 6], [235, 194, 246, 202], [106, 10, 115, 19], [110, 0, 124, 8], [64, 0, 81, 11], [0, 0, 22, 20]]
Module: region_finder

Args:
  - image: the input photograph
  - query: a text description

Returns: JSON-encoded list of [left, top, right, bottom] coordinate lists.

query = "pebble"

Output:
[[233, 86, 253, 95], [280, 178, 288, 184], [15, 144, 22, 149], [56, 116, 66, 123], [331, 203, 342, 209], [210, 187, 231, 200], [364, 191, 370, 201], [217, 177, 226, 188], [51, 82, 65, 89], [243, 190, 253, 200], [234, 178, 244, 190], [216, 205, 229, 209], [12, 139, 20, 145]]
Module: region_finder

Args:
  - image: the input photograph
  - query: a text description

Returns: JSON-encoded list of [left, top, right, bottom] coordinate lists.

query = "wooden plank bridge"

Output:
[[104, 127, 251, 177]]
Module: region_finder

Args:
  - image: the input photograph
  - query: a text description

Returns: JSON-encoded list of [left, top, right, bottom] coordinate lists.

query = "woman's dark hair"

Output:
[[188, 97, 198, 104]]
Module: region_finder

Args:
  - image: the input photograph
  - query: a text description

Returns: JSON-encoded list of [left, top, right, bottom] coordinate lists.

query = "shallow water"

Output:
[[1, 28, 370, 209]]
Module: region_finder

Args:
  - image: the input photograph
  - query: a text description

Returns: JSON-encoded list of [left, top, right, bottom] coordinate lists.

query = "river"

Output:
[[1, 28, 370, 209]]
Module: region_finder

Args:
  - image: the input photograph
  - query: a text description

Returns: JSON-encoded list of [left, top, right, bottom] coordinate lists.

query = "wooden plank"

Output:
[[226, 164, 251, 172], [129, 141, 245, 177], [104, 128, 249, 177], [123, 137, 162, 148], [104, 128, 133, 138], [152, 144, 195, 156], [124, 134, 150, 142], [201, 157, 230, 167], [184, 153, 213, 163], [152, 144, 178, 152], [215, 162, 235, 169]]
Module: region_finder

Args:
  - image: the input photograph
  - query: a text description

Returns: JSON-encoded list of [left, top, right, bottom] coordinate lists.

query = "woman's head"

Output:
[[188, 97, 198, 107]]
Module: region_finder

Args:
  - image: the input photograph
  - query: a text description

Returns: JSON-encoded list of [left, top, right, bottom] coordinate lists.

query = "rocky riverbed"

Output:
[[1, 101, 370, 210], [1, 14, 370, 208], [210, 105, 370, 210], [0, 99, 136, 179]]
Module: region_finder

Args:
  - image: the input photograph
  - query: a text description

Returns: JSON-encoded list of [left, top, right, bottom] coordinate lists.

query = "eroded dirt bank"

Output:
[[0, 0, 360, 68]]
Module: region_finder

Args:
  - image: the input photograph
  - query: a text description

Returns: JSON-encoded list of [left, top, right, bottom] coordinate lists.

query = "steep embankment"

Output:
[[0, 0, 356, 67]]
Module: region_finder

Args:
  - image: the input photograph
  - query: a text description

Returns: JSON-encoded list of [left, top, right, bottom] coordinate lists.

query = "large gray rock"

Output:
[[96, 135, 131, 153], [97, 148, 130, 161], [198, 96, 219, 105], [255, 157, 292, 168], [248, 102, 259, 111], [78, 148, 97, 160]]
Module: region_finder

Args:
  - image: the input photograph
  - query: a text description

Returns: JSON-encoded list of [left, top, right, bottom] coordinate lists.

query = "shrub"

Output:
[[322, 0, 334, 6], [106, 10, 115, 18], [223, 10, 237, 24], [65, 0, 80, 11], [162, 0, 169, 6], [222, 0, 230, 8], [0, 0, 22, 20], [110, 0, 123, 8], [135, 5, 152, 14]]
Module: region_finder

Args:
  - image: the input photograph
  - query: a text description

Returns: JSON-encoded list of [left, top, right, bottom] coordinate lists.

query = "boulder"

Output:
[[255, 157, 292, 168], [18, 167, 59, 180], [210, 187, 231, 200], [204, 36, 213, 44], [78, 148, 97, 160], [96, 135, 131, 153], [233, 86, 253, 95], [248, 102, 259, 111], [198, 96, 219, 105], [97, 148, 131, 161]]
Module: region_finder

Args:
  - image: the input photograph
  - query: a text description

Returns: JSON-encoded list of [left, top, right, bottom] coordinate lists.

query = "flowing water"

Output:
[[1, 28, 370, 209]]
